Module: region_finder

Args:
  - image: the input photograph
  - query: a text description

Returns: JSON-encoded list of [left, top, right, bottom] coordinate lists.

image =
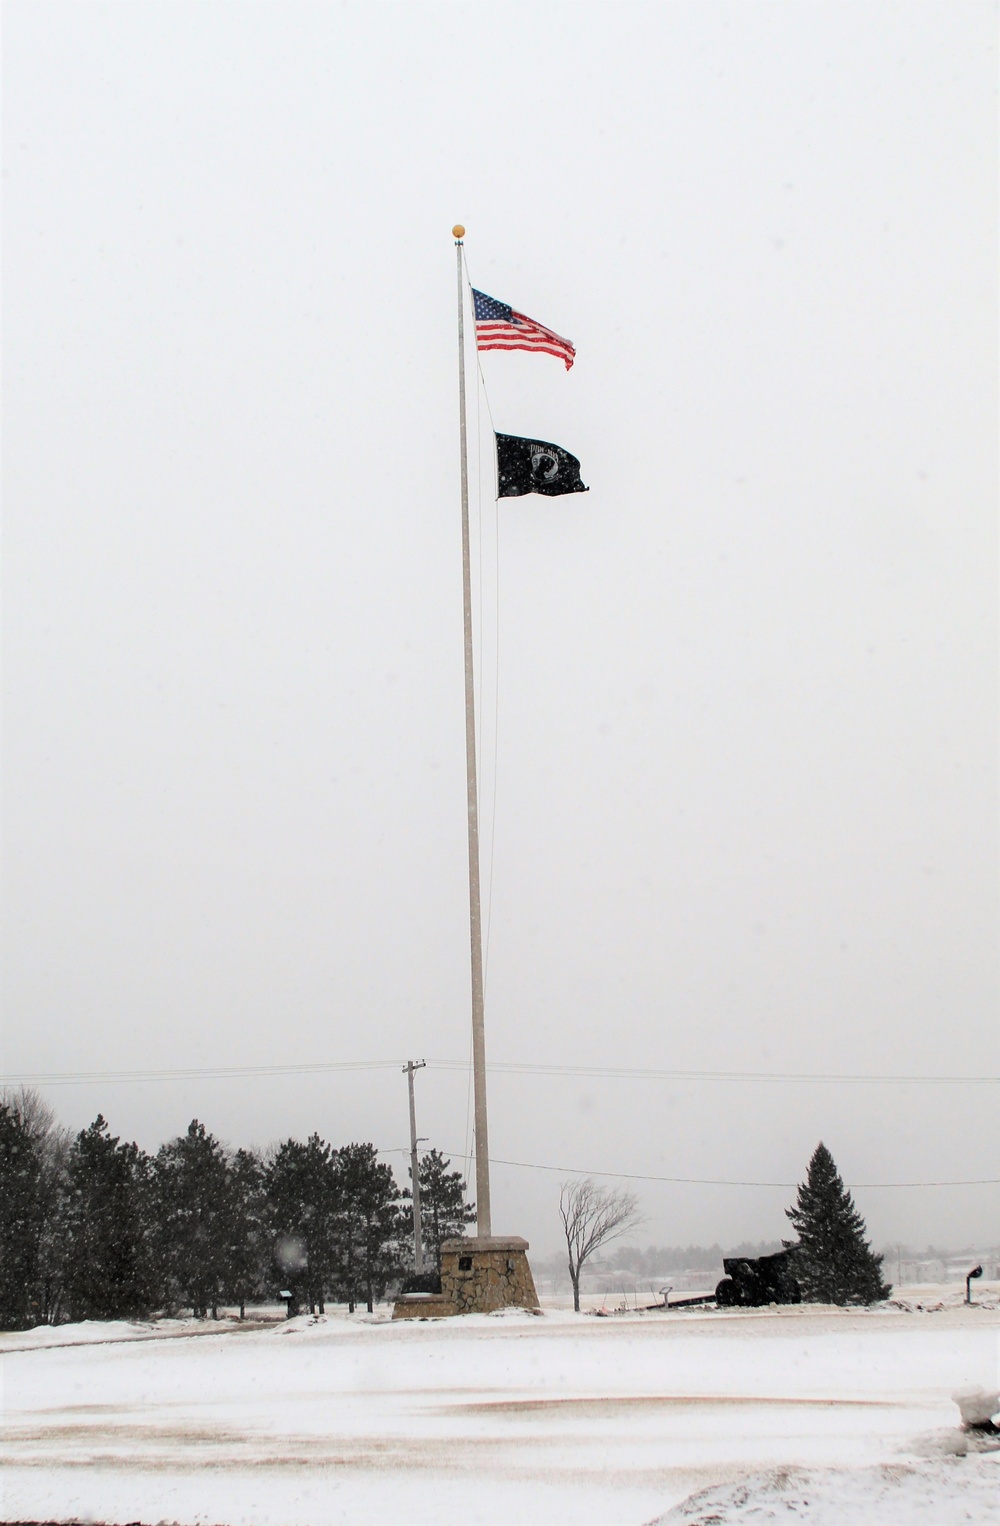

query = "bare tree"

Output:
[[559, 1178, 642, 1312], [1, 1085, 58, 1141]]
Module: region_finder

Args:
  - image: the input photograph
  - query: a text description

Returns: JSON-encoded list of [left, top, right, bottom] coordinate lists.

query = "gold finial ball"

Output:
[[452, 224, 466, 239]]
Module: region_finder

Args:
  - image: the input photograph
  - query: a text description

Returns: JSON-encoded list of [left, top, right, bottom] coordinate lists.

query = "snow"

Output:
[[650, 1458, 1000, 1524], [2, 1295, 998, 1525]]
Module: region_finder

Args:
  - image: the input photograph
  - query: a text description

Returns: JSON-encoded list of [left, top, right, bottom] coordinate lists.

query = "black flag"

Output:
[[495, 432, 589, 498]]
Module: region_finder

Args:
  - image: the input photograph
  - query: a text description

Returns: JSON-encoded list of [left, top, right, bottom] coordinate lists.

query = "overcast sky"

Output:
[[3, 1, 997, 1257]]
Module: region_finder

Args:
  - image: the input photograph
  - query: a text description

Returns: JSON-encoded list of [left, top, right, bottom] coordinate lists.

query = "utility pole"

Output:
[[403, 1060, 427, 1271]]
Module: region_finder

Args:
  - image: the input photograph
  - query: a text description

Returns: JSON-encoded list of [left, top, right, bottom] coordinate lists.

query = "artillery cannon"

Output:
[[714, 1249, 801, 1308], [647, 1248, 802, 1312]]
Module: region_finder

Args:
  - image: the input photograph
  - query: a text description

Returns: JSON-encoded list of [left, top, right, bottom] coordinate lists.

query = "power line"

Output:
[[429, 1060, 999, 1086], [3, 1057, 996, 1088], [379, 1147, 1000, 1191], [1, 1061, 403, 1086]]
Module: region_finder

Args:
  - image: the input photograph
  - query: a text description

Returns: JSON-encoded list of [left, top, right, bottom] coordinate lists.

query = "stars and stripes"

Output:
[[472, 289, 576, 370]]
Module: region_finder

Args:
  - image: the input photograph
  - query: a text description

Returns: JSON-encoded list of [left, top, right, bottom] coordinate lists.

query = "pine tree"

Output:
[[333, 1143, 401, 1313], [0, 1099, 46, 1329], [222, 1147, 268, 1319], [154, 1121, 231, 1318], [34, 1135, 72, 1327], [267, 1134, 339, 1314], [784, 1142, 890, 1305], [0, 1089, 68, 1329], [63, 1116, 156, 1321], [405, 1149, 476, 1274]]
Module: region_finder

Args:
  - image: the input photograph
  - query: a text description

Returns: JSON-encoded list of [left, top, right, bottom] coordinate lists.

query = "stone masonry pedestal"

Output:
[[440, 1236, 539, 1314], [391, 1236, 540, 1319]]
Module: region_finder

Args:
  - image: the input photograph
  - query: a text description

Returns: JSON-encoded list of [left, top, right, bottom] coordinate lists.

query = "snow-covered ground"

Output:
[[2, 1290, 997, 1525]]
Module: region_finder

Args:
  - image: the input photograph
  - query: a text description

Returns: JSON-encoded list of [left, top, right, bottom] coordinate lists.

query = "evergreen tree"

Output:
[[33, 1132, 72, 1327], [0, 1098, 47, 1328], [784, 1142, 890, 1305], [222, 1147, 268, 1319], [267, 1134, 340, 1314], [154, 1120, 231, 1318], [404, 1149, 476, 1274], [0, 1089, 69, 1329], [63, 1116, 156, 1321], [333, 1143, 401, 1313]]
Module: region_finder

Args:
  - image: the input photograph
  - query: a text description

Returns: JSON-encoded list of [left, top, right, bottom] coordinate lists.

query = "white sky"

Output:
[[3, 0, 997, 1256]]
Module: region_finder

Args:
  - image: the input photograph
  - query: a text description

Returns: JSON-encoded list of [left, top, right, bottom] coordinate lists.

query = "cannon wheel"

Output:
[[715, 1277, 738, 1307]]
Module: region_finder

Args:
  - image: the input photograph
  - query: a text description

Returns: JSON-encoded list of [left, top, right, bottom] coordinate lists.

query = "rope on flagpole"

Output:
[[472, 286, 485, 789]]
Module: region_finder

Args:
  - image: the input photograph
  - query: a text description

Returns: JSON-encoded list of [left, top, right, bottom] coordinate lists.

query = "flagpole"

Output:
[[453, 225, 492, 1240]]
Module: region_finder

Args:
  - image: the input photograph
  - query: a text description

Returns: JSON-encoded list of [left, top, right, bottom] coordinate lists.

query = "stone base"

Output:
[[391, 1292, 458, 1320], [439, 1236, 540, 1315]]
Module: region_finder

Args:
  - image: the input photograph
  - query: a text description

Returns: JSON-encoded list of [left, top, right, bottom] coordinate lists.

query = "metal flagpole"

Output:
[[453, 224, 491, 1239]]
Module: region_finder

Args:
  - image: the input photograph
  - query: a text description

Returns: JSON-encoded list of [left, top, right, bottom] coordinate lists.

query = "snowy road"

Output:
[[2, 1303, 998, 1524]]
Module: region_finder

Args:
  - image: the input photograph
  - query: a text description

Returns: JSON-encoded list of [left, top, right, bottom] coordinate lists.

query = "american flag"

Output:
[[472, 289, 576, 370]]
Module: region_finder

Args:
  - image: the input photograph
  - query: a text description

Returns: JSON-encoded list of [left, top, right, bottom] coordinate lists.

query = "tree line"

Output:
[[534, 1240, 786, 1280], [0, 1090, 473, 1330]]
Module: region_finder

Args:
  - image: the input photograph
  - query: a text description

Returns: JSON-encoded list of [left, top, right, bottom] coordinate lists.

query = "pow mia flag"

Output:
[[495, 433, 589, 498]]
